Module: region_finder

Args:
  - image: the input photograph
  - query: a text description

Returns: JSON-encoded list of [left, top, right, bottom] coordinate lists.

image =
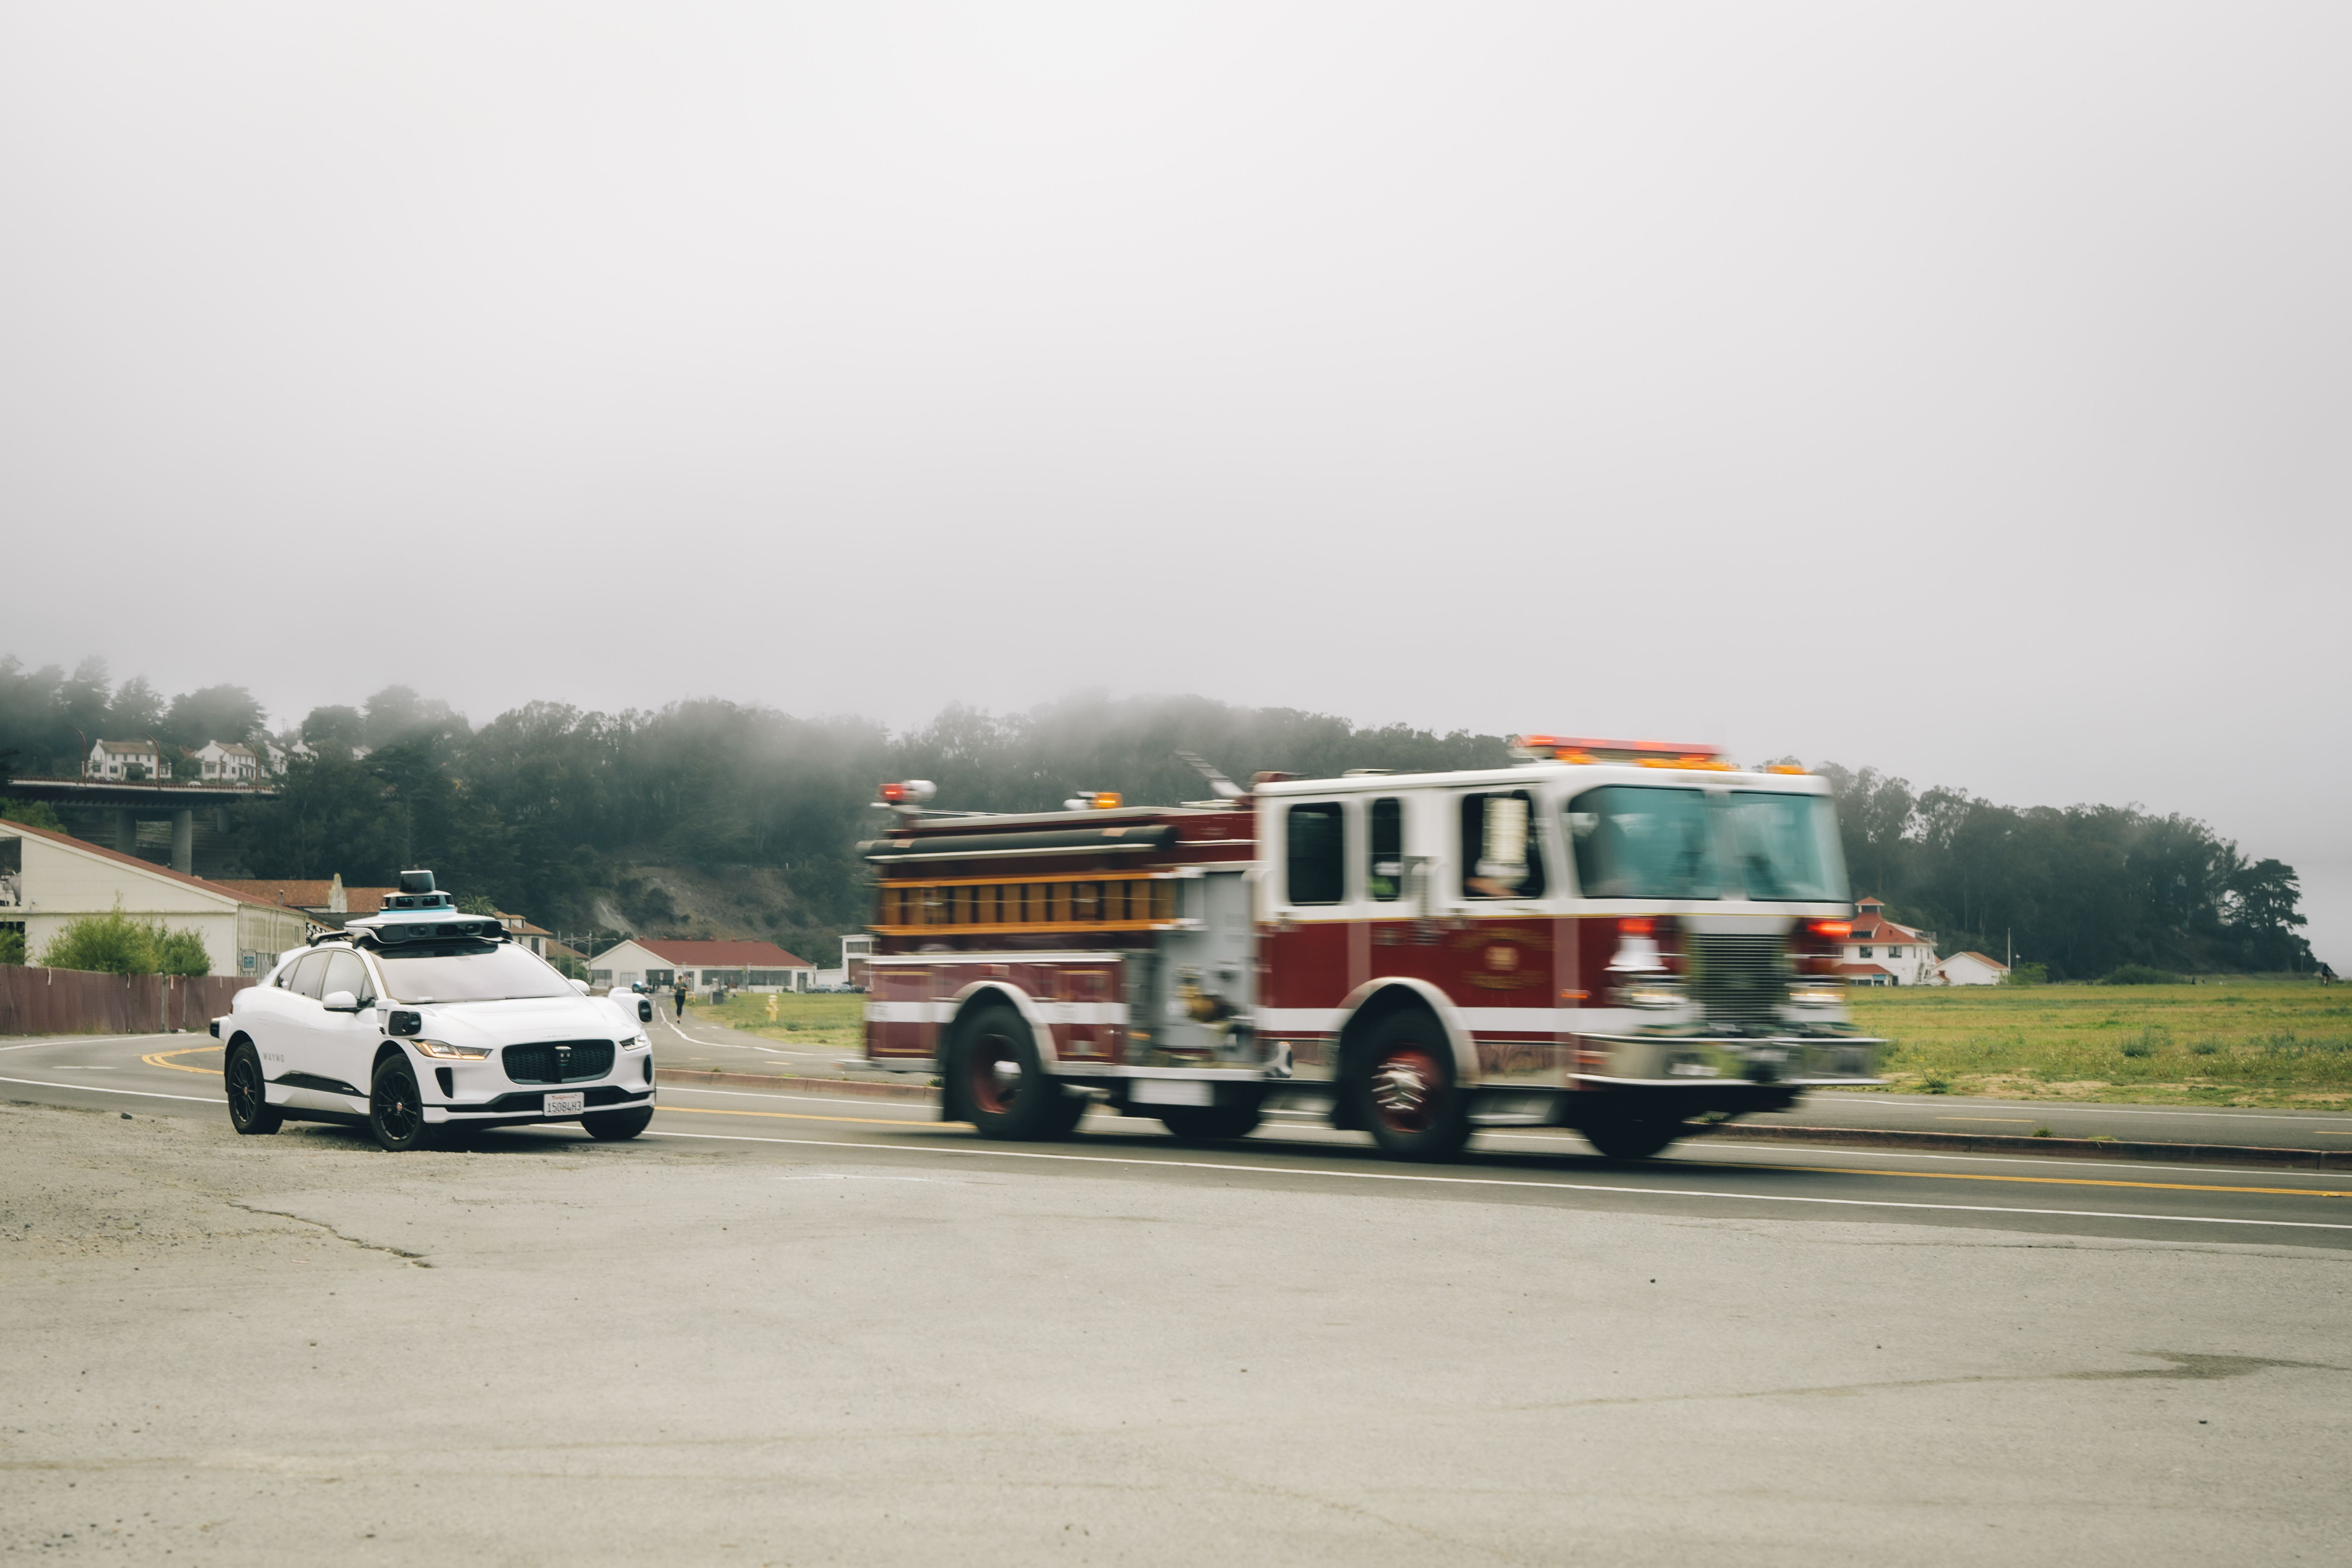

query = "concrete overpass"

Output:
[[2, 776, 277, 875]]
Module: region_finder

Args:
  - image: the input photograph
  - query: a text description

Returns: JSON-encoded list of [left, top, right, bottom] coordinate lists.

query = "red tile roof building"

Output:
[[1836, 897, 1940, 986]]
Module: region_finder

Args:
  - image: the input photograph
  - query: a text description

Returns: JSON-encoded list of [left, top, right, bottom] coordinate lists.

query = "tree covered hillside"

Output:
[[0, 653, 2314, 979]]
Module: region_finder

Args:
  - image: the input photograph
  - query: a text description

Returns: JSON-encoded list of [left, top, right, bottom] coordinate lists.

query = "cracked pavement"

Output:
[[3, 1099, 2349, 1565]]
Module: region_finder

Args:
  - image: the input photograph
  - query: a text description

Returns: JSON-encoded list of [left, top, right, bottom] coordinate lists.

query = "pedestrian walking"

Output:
[[674, 980, 688, 1017]]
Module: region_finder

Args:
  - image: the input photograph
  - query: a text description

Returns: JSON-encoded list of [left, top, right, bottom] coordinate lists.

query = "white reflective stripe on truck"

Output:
[[866, 1000, 1129, 1026]]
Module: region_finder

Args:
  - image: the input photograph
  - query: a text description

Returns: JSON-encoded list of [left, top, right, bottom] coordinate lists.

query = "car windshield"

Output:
[[1563, 786, 1847, 902], [371, 942, 577, 1004]]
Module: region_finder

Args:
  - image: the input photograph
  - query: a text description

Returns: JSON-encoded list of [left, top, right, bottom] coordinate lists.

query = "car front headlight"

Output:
[[620, 1032, 651, 1051], [412, 1038, 491, 1059]]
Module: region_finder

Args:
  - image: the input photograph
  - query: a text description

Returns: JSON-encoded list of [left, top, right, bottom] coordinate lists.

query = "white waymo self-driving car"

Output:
[[212, 870, 657, 1150]]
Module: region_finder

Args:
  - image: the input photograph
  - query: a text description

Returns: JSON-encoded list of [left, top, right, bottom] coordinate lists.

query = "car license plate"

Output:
[[544, 1092, 586, 1115]]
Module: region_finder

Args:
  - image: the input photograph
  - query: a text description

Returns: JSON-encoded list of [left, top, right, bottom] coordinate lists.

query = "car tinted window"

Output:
[[372, 942, 577, 1004], [288, 952, 330, 1000], [322, 951, 374, 1005]]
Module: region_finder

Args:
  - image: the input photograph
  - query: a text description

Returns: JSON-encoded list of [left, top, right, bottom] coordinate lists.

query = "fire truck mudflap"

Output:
[[861, 740, 1883, 1161]]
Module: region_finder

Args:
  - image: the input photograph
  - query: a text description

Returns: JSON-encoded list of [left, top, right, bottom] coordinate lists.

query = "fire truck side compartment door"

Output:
[[1148, 869, 1256, 1060]]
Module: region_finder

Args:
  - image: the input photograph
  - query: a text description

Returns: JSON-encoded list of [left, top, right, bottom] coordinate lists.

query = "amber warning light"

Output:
[[1809, 921, 1852, 939], [878, 780, 937, 806]]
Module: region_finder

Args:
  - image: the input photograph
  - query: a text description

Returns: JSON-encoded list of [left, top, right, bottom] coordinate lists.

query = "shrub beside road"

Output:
[[1847, 978, 2352, 1108]]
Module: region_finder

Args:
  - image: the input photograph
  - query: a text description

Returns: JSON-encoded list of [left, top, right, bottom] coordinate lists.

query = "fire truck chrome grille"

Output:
[[502, 1040, 616, 1084], [1684, 935, 1790, 1029]]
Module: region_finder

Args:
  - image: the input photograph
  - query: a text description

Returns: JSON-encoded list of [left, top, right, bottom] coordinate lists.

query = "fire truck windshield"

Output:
[[1564, 786, 1847, 903]]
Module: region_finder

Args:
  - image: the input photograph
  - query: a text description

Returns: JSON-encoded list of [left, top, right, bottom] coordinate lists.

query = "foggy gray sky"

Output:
[[4, 4, 2348, 961]]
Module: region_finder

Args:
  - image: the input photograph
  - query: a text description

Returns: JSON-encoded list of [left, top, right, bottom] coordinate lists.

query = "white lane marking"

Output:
[[642, 1130, 2352, 1232], [652, 1086, 2352, 1187], [0, 1035, 177, 1052], [0, 1074, 222, 1105]]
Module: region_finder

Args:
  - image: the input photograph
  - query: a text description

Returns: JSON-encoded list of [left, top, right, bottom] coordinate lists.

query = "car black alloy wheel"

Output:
[[368, 1057, 436, 1152], [225, 1042, 281, 1136]]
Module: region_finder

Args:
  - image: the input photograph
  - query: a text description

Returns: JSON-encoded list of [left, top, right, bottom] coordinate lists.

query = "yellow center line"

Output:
[[141, 1046, 223, 1076], [656, 1104, 930, 1127], [1693, 1161, 2343, 1198]]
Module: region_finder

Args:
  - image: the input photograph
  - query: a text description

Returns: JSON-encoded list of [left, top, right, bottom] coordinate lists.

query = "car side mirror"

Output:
[[637, 999, 653, 1023], [321, 990, 361, 1013], [570, 979, 591, 994]]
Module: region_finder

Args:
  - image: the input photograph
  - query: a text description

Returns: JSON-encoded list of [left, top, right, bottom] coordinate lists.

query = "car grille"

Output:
[[1684, 934, 1789, 1029], [502, 1040, 616, 1083]]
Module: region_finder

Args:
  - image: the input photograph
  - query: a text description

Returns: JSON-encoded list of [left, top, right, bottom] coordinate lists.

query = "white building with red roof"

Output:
[[1931, 950, 2011, 986], [0, 817, 312, 977], [1830, 896, 1940, 986], [585, 937, 815, 992]]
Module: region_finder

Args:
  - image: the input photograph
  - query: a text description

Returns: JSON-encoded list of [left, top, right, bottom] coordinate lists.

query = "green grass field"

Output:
[[1843, 979, 2352, 1108], [678, 991, 868, 1056], [652, 982, 2352, 1107]]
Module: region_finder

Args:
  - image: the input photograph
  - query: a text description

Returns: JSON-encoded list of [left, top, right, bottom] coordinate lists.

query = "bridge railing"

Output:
[[0, 967, 255, 1037]]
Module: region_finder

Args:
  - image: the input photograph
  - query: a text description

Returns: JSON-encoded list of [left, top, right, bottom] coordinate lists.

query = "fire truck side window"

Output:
[[1367, 797, 1403, 902], [1461, 792, 1546, 899], [1285, 802, 1345, 905]]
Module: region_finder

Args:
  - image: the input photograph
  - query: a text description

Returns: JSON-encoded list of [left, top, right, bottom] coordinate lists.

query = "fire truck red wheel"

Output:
[[1350, 1013, 1470, 1160], [948, 1004, 1080, 1141]]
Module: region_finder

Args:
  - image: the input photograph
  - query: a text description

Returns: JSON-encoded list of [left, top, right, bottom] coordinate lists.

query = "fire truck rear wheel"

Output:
[[950, 1004, 1082, 1141], [1350, 1012, 1470, 1161], [1156, 1103, 1264, 1142], [1579, 1113, 1686, 1160]]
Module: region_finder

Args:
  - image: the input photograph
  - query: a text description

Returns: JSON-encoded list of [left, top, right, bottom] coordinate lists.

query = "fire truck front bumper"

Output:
[[1574, 1033, 1884, 1089]]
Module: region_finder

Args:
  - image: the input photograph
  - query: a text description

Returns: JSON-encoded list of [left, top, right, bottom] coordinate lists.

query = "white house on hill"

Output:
[[191, 740, 261, 783], [1832, 896, 1940, 986], [88, 738, 167, 780], [586, 938, 816, 993]]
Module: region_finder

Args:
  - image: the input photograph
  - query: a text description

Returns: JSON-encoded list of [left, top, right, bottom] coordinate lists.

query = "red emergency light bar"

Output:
[[1512, 735, 1728, 766]]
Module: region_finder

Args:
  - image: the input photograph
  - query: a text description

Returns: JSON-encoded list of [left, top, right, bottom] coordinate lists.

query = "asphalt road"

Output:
[[6, 1025, 2352, 1564], [6, 1020, 2352, 1249], [645, 1002, 2352, 1152]]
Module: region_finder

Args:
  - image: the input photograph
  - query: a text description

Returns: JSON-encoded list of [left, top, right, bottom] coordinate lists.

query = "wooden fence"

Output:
[[0, 967, 255, 1037]]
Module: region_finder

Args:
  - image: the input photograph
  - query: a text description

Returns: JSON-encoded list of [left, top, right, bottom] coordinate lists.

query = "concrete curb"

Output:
[[655, 1067, 936, 1101], [1689, 1121, 2346, 1172]]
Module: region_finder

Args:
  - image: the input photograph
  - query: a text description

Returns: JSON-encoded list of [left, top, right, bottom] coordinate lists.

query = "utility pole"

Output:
[[2006, 928, 2012, 970]]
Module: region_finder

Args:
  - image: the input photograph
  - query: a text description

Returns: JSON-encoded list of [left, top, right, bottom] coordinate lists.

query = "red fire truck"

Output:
[[860, 738, 1882, 1160]]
